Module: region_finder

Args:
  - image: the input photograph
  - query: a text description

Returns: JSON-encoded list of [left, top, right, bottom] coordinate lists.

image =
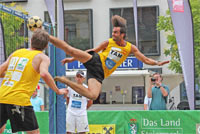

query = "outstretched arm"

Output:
[[39, 54, 67, 95], [131, 45, 169, 65]]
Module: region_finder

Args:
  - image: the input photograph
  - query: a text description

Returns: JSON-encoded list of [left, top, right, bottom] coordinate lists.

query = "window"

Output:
[[44, 9, 93, 51], [180, 82, 187, 101], [65, 24, 76, 41], [64, 9, 93, 51], [110, 6, 160, 56], [132, 86, 145, 104]]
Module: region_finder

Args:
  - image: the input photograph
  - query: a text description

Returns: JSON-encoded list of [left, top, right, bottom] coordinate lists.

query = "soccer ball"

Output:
[[27, 16, 43, 31]]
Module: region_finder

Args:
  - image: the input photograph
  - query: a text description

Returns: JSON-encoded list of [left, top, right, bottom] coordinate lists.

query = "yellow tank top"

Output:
[[0, 49, 42, 106], [99, 38, 132, 78]]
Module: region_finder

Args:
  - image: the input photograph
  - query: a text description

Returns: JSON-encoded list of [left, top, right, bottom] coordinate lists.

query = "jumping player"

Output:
[[50, 15, 169, 100]]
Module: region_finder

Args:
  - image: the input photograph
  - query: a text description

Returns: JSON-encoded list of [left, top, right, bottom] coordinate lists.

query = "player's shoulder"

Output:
[[35, 53, 49, 60]]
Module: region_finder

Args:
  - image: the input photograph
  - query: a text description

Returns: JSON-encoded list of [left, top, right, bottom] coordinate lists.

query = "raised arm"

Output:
[[147, 84, 153, 98], [131, 45, 169, 66], [160, 86, 169, 97]]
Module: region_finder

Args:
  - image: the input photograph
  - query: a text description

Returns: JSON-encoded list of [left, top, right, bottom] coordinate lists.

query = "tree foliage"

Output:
[[157, 0, 200, 79], [0, 3, 28, 58]]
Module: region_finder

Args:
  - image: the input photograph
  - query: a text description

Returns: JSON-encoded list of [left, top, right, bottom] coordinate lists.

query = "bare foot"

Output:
[[54, 76, 69, 84]]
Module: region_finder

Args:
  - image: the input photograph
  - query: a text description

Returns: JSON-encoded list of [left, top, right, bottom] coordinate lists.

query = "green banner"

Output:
[[88, 110, 200, 134], [3, 110, 200, 134], [87, 111, 124, 134], [124, 111, 200, 134], [35, 111, 49, 134]]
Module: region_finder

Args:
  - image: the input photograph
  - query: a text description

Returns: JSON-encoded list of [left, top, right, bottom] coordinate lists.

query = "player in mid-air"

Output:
[[50, 15, 169, 100]]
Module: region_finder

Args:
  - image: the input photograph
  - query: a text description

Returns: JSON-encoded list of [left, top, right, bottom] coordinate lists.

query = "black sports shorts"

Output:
[[0, 103, 39, 133], [83, 51, 104, 84]]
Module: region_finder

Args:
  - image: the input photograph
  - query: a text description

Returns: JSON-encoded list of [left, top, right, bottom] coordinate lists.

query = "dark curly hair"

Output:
[[111, 15, 127, 39]]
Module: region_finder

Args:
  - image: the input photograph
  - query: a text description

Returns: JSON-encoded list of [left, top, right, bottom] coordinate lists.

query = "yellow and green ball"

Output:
[[27, 16, 43, 31]]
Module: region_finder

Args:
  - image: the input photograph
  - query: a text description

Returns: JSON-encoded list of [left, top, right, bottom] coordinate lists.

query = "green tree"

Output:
[[157, 0, 200, 79], [0, 3, 28, 58]]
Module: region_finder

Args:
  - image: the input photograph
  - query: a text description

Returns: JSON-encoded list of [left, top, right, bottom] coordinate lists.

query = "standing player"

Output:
[[66, 70, 93, 134], [50, 15, 169, 100], [0, 29, 67, 134]]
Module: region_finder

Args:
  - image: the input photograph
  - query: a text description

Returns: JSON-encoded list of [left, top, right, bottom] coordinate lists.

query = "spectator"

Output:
[[147, 73, 170, 110], [30, 88, 44, 111], [65, 70, 93, 134]]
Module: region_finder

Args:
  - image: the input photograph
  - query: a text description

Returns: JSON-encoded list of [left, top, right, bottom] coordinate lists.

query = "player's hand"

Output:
[[56, 88, 68, 95], [64, 92, 68, 99], [157, 60, 170, 66], [61, 58, 74, 65]]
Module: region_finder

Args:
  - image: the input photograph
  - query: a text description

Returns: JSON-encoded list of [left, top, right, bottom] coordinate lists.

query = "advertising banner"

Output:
[[88, 110, 200, 134], [167, 0, 195, 109], [4, 111, 200, 134], [125, 111, 200, 134], [67, 57, 143, 70], [88, 111, 124, 134], [87, 124, 115, 134]]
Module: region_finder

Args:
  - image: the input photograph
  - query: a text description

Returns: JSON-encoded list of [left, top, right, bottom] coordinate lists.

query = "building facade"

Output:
[[8, 0, 186, 109]]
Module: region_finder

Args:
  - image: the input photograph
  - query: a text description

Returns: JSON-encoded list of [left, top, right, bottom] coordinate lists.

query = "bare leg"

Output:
[[54, 76, 101, 100], [0, 124, 6, 134], [26, 129, 40, 134], [49, 36, 92, 63]]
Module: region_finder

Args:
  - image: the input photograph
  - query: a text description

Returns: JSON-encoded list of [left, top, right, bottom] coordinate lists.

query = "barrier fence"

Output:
[[4, 110, 200, 134]]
